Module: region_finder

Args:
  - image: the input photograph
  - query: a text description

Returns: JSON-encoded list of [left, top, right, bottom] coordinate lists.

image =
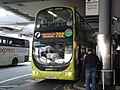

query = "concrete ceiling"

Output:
[[0, 0, 41, 4], [0, 0, 43, 21], [0, 0, 49, 35]]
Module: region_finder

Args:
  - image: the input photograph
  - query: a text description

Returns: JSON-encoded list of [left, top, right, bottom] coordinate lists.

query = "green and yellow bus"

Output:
[[31, 6, 96, 80]]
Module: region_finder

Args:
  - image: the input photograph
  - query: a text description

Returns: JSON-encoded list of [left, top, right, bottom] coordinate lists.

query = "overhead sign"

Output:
[[86, 0, 98, 15]]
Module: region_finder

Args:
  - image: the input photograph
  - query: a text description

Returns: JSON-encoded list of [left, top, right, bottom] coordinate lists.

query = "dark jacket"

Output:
[[84, 53, 99, 70]]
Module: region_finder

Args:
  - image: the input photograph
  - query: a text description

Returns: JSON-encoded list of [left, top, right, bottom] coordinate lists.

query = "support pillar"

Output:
[[97, 0, 112, 85]]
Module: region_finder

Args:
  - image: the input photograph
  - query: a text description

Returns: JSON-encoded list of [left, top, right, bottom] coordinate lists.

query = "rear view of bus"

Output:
[[32, 6, 75, 80]]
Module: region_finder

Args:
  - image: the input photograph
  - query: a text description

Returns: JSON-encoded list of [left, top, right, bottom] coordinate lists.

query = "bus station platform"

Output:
[[73, 80, 120, 90]]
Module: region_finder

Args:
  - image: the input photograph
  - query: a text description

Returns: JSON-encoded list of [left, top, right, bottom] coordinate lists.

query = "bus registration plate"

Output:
[[46, 76, 56, 79]]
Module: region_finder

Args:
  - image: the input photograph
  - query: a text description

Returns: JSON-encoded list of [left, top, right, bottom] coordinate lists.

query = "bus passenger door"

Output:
[[75, 45, 80, 78]]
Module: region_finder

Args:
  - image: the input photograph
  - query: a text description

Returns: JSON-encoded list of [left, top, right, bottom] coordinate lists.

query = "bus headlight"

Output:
[[67, 72, 72, 76], [32, 70, 36, 75], [32, 70, 39, 75]]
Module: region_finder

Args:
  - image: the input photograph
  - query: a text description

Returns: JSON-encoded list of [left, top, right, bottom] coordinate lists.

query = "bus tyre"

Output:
[[12, 58, 18, 66]]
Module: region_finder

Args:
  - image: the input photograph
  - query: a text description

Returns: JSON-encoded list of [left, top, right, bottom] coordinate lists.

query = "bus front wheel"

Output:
[[12, 58, 18, 66]]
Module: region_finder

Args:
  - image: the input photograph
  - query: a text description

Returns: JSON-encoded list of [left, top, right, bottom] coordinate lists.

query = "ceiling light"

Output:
[[47, 11, 57, 17]]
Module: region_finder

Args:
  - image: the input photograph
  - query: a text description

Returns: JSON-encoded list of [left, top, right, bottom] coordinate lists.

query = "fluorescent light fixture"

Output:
[[47, 11, 57, 17]]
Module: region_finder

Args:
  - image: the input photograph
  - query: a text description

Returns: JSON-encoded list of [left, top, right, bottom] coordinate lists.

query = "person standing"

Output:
[[84, 48, 99, 90]]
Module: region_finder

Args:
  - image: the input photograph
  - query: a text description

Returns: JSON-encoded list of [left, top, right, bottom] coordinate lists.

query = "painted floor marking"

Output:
[[0, 74, 31, 84], [0, 85, 18, 88], [53, 85, 62, 90]]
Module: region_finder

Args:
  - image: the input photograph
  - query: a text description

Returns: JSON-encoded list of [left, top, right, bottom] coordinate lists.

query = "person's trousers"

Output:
[[85, 67, 97, 90]]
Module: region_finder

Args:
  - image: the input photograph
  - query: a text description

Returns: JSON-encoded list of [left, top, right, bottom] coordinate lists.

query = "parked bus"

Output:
[[0, 35, 29, 66], [31, 6, 96, 80]]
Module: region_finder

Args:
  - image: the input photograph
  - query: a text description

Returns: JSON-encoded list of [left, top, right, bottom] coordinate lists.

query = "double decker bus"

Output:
[[0, 35, 29, 66], [31, 6, 96, 80]]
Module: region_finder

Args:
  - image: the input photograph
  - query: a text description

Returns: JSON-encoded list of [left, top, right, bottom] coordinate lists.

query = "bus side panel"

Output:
[[15, 47, 29, 63], [0, 47, 14, 66]]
